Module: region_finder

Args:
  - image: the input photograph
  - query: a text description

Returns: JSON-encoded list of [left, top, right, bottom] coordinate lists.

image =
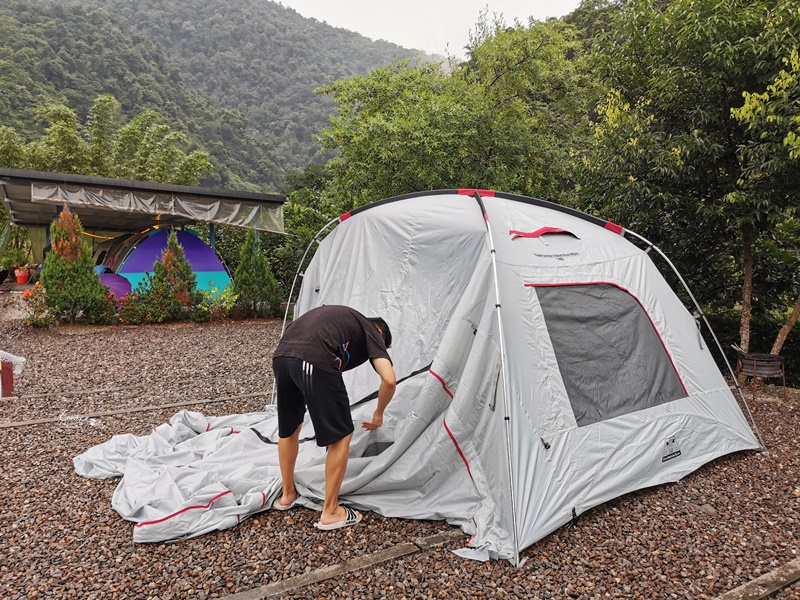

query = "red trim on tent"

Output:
[[429, 369, 454, 399], [444, 418, 474, 482], [509, 227, 576, 240], [524, 282, 688, 394], [457, 188, 496, 197], [260, 492, 267, 509], [339, 212, 352, 222], [604, 221, 623, 235], [134, 490, 233, 528], [432, 370, 474, 482], [206, 422, 211, 432]]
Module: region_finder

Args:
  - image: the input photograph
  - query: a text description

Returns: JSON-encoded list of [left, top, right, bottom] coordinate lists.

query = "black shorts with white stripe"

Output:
[[272, 356, 354, 447]]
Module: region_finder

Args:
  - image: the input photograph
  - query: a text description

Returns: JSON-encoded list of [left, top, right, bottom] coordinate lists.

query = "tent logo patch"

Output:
[[662, 436, 681, 462]]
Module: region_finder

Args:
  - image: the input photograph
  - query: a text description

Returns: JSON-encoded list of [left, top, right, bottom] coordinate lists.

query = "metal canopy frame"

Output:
[[0, 168, 286, 233]]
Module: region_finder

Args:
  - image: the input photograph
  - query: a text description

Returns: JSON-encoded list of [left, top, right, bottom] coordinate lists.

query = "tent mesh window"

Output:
[[534, 283, 687, 427]]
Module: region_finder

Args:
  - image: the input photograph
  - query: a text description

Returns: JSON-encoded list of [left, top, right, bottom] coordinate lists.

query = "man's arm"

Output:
[[361, 358, 396, 430]]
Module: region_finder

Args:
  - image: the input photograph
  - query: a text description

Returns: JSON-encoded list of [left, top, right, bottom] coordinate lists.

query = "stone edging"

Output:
[[221, 529, 465, 599], [714, 558, 800, 600]]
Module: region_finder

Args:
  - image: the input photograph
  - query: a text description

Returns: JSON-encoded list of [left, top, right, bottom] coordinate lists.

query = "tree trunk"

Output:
[[771, 289, 800, 355], [739, 223, 754, 354]]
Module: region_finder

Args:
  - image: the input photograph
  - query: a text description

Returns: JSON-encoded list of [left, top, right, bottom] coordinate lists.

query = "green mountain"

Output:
[[0, 0, 434, 190]]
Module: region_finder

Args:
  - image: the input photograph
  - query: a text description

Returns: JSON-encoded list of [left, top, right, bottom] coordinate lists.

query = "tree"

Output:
[[562, 0, 621, 48], [112, 107, 212, 185], [316, 16, 595, 210], [6, 94, 213, 186], [157, 230, 199, 310], [732, 48, 800, 354], [0, 126, 25, 168], [269, 164, 335, 295], [86, 93, 121, 176], [40, 207, 116, 324], [118, 230, 203, 324], [233, 226, 281, 318], [26, 103, 90, 174], [579, 0, 800, 353]]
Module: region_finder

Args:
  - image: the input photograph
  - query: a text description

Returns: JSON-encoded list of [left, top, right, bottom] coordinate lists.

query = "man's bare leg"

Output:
[[277, 424, 301, 507], [320, 432, 356, 525]]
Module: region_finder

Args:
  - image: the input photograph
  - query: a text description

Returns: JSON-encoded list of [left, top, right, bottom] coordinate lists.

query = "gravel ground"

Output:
[[0, 311, 797, 600]]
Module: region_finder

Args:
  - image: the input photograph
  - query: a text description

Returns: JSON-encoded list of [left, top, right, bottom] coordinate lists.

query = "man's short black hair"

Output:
[[368, 317, 392, 348]]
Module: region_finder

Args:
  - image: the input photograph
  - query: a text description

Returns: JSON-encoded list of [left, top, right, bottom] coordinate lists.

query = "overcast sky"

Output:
[[279, 1, 582, 59]]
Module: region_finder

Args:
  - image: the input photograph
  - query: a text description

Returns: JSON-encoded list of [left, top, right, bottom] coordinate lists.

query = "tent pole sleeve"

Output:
[[269, 217, 340, 406], [471, 192, 522, 566], [625, 229, 766, 452]]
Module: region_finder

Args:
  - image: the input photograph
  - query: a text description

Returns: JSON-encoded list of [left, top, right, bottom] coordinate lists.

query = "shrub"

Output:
[[200, 283, 239, 321], [117, 230, 203, 324], [19, 282, 55, 328], [40, 208, 116, 324], [118, 274, 177, 324], [232, 226, 282, 318]]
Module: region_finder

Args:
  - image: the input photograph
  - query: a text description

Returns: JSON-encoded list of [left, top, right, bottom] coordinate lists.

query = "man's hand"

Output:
[[363, 357, 395, 431], [361, 411, 384, 430]]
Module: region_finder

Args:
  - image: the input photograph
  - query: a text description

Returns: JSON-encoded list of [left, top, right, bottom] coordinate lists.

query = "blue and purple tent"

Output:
[[117, 229, 230, 293]]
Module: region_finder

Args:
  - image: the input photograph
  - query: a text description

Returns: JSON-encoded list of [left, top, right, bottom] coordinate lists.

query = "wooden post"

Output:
[[0, 360, 14, 397]]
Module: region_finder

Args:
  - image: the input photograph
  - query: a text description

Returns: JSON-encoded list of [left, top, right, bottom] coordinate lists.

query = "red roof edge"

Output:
[[604, 221, 624, 235], [339, 212, 352, 222]]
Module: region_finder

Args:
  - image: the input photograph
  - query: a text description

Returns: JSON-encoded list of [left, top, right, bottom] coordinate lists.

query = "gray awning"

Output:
[[0, 169, 285, 233]]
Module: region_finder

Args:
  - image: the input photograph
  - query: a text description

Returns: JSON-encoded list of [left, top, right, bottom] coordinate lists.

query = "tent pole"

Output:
[[269, 217, 339, 406], [624, 229, 766, 453], [471, 192, 522, 566]]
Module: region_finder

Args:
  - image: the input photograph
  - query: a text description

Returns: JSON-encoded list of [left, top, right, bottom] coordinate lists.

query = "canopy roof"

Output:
[[0, 168, 285, 233]]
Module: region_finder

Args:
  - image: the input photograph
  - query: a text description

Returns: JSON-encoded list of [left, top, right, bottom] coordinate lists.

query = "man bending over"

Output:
[[271, 305, 396, 530]]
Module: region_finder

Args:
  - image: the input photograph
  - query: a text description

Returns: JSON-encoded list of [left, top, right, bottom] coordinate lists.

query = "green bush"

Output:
[[117, 230, 204, 324], [200, 283, 239, 321], [118, 274, 178, 324], [19, 282, 55, 328], [232, 227, 282, 318], [40, 208, 116, 324]]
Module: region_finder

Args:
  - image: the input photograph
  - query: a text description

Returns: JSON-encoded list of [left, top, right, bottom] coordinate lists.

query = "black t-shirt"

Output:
[[274, 305, 391, 374]]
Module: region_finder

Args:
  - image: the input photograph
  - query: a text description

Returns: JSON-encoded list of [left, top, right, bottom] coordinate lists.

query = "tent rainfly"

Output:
[[74, 189, 761, 563]]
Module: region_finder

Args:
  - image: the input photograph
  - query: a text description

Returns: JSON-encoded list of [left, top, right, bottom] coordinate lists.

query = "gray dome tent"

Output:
[[75, 189, 760, 563], [290, 189, 760, 561]]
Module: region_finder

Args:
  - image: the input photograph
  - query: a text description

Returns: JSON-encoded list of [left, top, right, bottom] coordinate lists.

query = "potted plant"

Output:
[[0, 248, 26, 284], [14, 264, 30, 284]]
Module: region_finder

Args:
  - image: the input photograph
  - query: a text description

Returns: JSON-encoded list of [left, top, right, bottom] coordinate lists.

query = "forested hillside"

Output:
[[0, 0, 431, 190], [73, 0, 428, 168]]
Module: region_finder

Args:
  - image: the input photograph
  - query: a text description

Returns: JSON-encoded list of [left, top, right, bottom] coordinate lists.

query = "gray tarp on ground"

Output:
[[74, 190, 759, 560]]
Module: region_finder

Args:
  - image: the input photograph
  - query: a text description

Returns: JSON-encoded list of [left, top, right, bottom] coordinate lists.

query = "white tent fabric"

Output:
[[74, 190, 759, 560]]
